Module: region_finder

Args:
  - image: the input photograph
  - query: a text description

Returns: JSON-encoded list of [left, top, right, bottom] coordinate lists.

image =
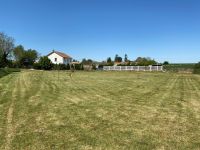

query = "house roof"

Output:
[[47, 50, 72, 59]]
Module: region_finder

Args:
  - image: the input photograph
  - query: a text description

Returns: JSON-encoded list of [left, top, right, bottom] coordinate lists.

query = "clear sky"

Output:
[[0, 0, 200, 63]]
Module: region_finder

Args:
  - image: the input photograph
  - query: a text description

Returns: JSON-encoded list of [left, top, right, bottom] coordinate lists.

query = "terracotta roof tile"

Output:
[[47, 51, 72, 58]]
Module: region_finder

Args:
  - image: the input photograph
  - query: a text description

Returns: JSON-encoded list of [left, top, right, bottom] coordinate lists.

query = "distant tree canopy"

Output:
[[193, 62, 200, 74], [163, 61, 169, 65], [124, 54, 128, 62], [0, 32, 15, 67], [114, 54, 122, 62], [82, 58, 93, 65], [106, 57, 114, 66], [13, 45, 39, 68], [135, 57, 157, 66], [13, 45, 24, 61], [102, 54, 159, 66], [107, 57, 112, 63]]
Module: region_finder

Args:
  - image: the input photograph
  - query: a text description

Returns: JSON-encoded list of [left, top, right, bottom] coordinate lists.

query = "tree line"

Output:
[[1, 32, 200, 73], [104, 54, 158, 66]]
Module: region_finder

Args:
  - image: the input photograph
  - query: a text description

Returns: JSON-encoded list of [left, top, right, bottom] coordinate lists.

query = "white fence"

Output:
[[103, 66, 163, 71]]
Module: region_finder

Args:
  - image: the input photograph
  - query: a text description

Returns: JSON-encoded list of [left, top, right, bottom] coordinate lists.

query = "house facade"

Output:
[[47, 50, 72, 64]]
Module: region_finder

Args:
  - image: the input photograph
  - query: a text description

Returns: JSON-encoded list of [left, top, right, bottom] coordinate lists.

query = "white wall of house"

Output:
[[48, 52, 72, 64], [48, 53, 63, 64]]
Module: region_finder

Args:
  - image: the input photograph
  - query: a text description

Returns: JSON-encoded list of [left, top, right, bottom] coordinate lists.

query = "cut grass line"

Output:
[[4, 77, 19, 150]]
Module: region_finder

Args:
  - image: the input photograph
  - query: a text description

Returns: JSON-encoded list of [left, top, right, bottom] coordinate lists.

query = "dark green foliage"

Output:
[[82, 59, 93, 65], [114, 54, 122, 62], [13, 45, 39, 68], [124, 54, 128, 62], [74, 64, 84, 70], [135, 57, 157, 66], [38, 56, 53, 70], [33, 63, 41, 70], [0, 68, 20, 78], [13, 45, 24, 62], [92, 64, 97, 70], [163, 61, 169, 65], [193, 62, 200, 74], [106, 57, 114, 66], [53, 64, 69, 70], [50, 63, 84, 71], [20, 49, 38, 68], [107, 57, 112, 63]]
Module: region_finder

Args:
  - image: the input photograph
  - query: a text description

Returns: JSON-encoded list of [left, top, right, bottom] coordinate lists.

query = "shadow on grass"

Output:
[[0, 68, 20, 78]]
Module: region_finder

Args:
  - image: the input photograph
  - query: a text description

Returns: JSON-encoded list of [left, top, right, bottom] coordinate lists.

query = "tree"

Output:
[[135, 57, 157, 66], [13, 45, 25, 67], [193, 62, 200, 74], [163, 61, 169, 65], [20, 49, 38, 67], [124, 54, 128, 62], [82, 58, 93, 65], [13, 45, 25, 61], [0, 32, 15, 67], [106, 57, 114, 66], [114, 54, 122, 63], [114, 54, 118, 62], [38, 56, 53, 70], [107, 57, 112, 63]]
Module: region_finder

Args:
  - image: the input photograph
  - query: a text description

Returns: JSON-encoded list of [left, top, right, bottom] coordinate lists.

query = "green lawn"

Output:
[[0, 70, 200, 149]]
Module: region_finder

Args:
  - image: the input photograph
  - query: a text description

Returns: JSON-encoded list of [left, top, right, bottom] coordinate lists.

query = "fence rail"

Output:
[[103, 66, 163, 71]]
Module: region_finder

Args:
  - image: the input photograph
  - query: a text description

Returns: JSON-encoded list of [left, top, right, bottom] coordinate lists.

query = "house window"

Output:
[[55, 58, 57, 62]]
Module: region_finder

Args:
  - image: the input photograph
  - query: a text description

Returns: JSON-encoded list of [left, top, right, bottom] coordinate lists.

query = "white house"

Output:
[[47, 50, 72, 64]]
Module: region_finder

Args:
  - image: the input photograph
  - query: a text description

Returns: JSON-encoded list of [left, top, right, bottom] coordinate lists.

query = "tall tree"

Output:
[[107, 57, 112, 63], [21, 49, 38, 67], [13, 45, 25, 62], [114, 54, 119, 62], [124, 54, 128, 62], [0, 32, 15, 67]]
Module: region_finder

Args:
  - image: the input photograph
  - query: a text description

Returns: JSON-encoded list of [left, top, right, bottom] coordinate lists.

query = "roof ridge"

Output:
[[47, 50, 72, 58]]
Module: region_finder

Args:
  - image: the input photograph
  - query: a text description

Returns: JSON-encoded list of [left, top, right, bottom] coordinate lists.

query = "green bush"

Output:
[[38, 56, 53, 70], [0, 68, 20, 78], [193, 62, 200, 74], [53, 64, 70, 70], [33, 63, 41, 70], [74, 64, 84, 70]]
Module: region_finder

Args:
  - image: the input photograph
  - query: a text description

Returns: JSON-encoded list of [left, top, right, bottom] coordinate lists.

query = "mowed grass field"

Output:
[[0, 70, 200, 150]]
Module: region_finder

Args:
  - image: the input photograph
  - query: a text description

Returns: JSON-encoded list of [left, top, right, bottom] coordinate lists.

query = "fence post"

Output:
[[137, 66, 139, 71]]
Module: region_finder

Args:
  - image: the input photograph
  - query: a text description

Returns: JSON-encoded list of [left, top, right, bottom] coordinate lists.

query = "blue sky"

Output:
[[0, 0, 200, 63]]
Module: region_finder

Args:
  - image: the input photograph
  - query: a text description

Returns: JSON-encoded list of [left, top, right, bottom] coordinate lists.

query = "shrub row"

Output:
[[193, 62, 200, 74], [0, 68, 20, 78], [33, 63, 84, 70]]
